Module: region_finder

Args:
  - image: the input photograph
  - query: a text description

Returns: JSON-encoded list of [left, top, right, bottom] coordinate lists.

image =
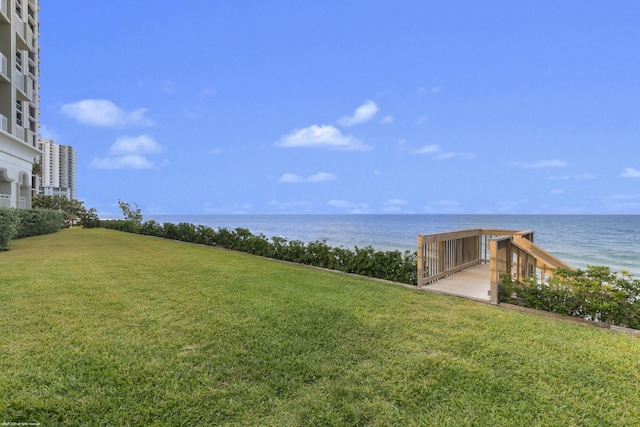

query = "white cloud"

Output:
[[278, 172, 337, 183], [576, 173, 597, 180], [380, 115, 394, 124], [278, 173, 305, 183], [109, 135, 163, 155], [621, 167, 640, 178], [424, 199, 464, 213], [275, 125, 371, 151], [410, 144, 441, 154], [327, 199, 369, 213], [603, 193, 640, 212], [410, 144, 476, 160], [382, 199, 409, 213], [308, 172, 337, 182], [338, 100, 379, 127], [60, 99, 153, 128], [418, 86, 441, 95], [268, 199, 314, 212], [549, 172, 596, 181], [91, 134, 164, 170], [39, 123, 59, 140], [550, 189, 565, 195], [607, 194, 640, 201], [510, 159, 568, 168], [90, 155, 154, 170]]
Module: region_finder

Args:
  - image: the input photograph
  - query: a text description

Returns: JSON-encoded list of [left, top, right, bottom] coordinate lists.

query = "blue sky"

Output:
[[39, 1, 640, 215]]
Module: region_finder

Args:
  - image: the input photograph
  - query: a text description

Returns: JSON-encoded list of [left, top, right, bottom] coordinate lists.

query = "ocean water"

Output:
[[144, 214, 640, 276]]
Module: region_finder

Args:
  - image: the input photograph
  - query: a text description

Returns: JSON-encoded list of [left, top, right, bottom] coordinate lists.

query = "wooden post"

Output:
[[417, 235, 425, 287], [489, 239, 499, 304]]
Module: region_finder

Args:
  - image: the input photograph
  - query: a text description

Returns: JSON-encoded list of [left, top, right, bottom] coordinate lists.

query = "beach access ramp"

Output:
[[417, 229, 572, 303]]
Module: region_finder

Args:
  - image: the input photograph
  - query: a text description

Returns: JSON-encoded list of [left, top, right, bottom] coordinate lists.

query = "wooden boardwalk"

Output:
[[421, 264, 491, 302], [418, 229, 573, 304]]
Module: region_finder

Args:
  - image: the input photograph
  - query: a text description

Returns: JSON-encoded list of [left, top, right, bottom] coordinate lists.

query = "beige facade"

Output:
[[0, 0, 40, 208], [38, 139, 77, 200]]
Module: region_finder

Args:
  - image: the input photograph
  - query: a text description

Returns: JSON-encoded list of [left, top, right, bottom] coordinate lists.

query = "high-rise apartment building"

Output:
[[0, 0, 40, 208], [38, 139, 76, 200]]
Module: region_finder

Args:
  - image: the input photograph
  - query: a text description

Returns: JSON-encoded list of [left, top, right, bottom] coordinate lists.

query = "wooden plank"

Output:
[[418, 229, 482, 243]]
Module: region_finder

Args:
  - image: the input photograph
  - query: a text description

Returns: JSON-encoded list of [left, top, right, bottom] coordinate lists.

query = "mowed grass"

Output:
[[2, 229, 640, 426]]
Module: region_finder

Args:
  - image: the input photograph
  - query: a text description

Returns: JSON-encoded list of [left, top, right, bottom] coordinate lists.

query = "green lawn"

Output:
[[2, 228, 640, 426]]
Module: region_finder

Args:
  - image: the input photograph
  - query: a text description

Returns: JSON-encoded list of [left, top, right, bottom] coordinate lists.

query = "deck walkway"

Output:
[[421, 264, 491, 302]]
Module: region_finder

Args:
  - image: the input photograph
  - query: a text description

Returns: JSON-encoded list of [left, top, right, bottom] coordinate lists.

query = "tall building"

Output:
[[0, 0, 40, 208], [38, 139, 76, 200]]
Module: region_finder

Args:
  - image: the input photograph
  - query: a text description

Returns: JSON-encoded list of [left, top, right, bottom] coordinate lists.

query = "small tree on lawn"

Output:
[[118, 199, 143, 225]]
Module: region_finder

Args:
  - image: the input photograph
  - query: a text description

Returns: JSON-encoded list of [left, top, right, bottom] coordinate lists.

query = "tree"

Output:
[[118, 199, 143, 225], [32, 195, 99, 228], [32, 158, 42, 177]]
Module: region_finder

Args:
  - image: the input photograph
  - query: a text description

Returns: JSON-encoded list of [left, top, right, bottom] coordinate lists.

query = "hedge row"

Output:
[[101, 219, 418, 285], [0, 207, 66, 250], [499, 266, 640, 329]]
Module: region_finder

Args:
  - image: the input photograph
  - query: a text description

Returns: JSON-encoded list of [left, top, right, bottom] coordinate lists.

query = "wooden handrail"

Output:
[[511, 235, 573, 272], [488, 235, 573, 303]]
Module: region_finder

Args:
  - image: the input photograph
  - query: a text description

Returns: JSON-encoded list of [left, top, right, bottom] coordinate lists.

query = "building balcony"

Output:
[[27, 128, 37, 147], [0, 0, 8, 24], [15, 13, 31, 51], [0, 114, 7, 134], [0, 52, 8, 83], [15, 71, 33, 102], [15, 69, 24, 93], [14, 124, 24, 142]]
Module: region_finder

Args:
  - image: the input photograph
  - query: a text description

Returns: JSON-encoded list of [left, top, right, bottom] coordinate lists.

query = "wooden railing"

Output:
[[418, 229, 532, 286], [419, 228, 571, 304], [488, 235, 573, 303], [418, 229, 482, 286]]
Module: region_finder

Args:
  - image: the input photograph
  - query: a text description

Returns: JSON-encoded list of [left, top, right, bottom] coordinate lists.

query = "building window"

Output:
[[16, 101, 23, 127], [16, 52, 23, 73]]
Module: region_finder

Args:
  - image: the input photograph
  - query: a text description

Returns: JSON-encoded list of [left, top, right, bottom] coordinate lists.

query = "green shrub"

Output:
[[194, 225, 216, 245], [101, 219, 141, 234], [174, 222, 199, 243], [500, 267, 640, 329], [99, 219, 420, 285], [0, 207, 20, 250], [79, 208, 101, 228], [140, 220, 165, 237], [0, 208, 65, 250], [15, 209, 65, 238]]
